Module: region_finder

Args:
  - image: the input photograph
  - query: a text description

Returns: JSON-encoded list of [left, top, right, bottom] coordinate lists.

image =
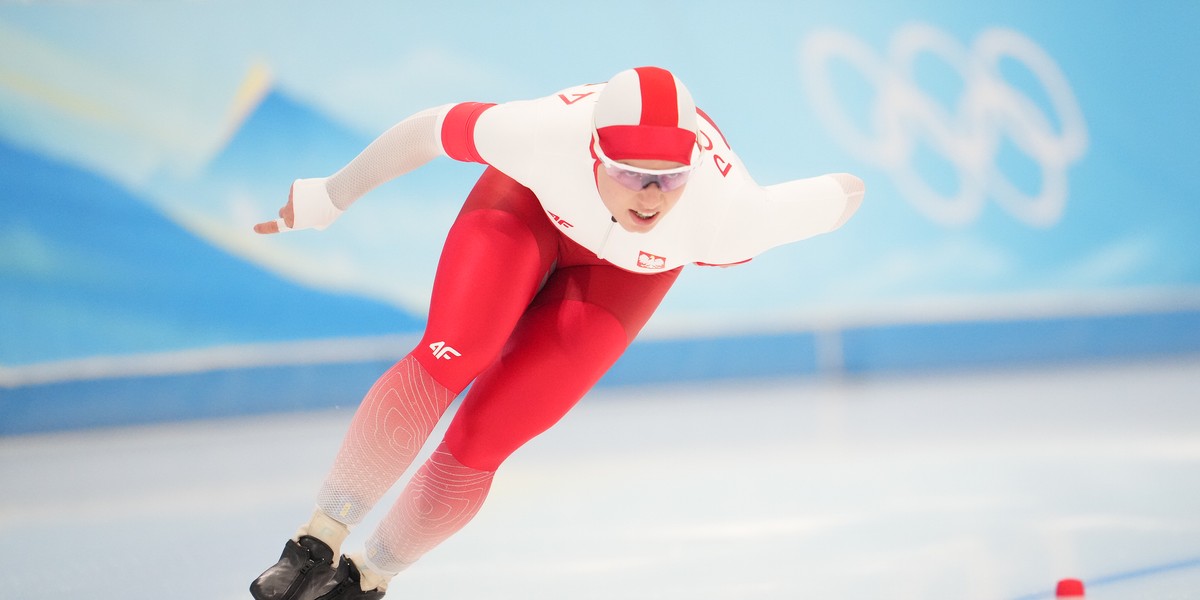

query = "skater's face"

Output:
[[596, 158, 690, 233]]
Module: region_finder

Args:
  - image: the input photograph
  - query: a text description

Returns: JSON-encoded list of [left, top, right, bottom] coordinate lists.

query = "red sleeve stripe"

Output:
[[696, 107, 731, 151], [441, 102, 496, 164], [694, 258, 753, 267]]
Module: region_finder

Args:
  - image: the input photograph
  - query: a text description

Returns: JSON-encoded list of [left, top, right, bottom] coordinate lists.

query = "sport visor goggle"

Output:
[[592, 129, 701, 193]]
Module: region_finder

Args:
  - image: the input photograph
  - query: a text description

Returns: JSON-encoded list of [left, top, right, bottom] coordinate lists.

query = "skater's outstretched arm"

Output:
[[253, 105, 448, 234]]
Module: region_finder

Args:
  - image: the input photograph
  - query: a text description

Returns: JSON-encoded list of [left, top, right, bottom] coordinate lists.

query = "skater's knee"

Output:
[[441, 433, 511, 472]]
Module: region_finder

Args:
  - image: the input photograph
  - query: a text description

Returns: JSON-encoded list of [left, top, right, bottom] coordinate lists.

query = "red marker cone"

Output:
[[1056, 578, 1085, 598]]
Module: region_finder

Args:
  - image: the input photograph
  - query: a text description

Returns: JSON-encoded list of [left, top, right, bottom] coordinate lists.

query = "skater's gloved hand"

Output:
[[253, 177, 344, 234]]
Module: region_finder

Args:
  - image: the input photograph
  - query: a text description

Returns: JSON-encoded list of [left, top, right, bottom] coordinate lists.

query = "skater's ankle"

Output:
[[354, 553, 395, 592], [296, 508, 351, 556]]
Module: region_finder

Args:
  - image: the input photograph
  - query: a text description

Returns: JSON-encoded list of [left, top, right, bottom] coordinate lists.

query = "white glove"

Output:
[[276, 177, 344, 232], [830, 173, 865, 229]]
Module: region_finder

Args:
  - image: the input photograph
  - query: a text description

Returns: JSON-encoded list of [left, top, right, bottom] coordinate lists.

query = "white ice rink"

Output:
[[3, 357, 1200, 600]]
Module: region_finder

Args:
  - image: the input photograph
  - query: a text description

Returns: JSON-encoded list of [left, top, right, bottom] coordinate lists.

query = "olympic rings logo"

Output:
[[800, 24, 1088, 227]]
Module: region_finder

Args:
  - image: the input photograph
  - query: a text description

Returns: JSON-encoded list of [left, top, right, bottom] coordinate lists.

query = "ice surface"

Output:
[[2, 357, 1199, 599]]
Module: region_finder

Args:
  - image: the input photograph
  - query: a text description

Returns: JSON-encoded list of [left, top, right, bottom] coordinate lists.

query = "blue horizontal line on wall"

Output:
[[837, 308, 1200, 374], [2, 309, 1198, 436]]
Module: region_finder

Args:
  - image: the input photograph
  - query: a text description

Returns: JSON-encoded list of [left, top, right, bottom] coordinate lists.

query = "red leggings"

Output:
[[412, 167, 680, 471]]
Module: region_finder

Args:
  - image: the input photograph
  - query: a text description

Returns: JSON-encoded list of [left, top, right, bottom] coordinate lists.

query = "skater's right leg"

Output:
[[250, 355, 454, 600], [251, 169, 559, 599], [314, 355, 457, 535], [312, 168, 558, 541]]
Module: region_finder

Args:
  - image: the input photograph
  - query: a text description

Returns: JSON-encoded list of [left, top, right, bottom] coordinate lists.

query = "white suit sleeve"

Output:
[[322, 105, 450, 210], [704, 173, 865, 263], [758, 172, 864, 243], [277, 106, 449, 232]]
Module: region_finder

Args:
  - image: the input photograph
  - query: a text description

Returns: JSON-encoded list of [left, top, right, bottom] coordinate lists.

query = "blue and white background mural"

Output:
[[2, 1, 1198, 433]]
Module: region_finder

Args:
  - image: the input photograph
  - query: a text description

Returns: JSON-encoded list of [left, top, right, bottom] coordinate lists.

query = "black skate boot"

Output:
[[313, 555, 386, 600], [250, 535, 341, 600]]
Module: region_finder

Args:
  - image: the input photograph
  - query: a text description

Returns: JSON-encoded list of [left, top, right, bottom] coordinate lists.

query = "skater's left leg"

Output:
[[359, 263, 681, 579]]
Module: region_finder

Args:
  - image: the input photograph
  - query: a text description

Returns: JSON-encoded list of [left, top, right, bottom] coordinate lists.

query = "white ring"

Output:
[[800, 24, 1088, 228]]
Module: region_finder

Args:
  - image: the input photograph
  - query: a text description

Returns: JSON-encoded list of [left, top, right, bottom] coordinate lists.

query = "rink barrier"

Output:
[[1, 308, 1198, 435], [611, 306, 1200, 381]]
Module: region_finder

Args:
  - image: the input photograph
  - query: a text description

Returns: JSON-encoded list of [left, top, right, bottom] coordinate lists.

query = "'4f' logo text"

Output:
[[547, 210, 573, 228], [429, 341, 461, 360]]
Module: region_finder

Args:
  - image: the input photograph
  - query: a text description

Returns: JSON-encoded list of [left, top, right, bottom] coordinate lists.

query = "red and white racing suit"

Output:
[[302, 81, 863, 575]]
